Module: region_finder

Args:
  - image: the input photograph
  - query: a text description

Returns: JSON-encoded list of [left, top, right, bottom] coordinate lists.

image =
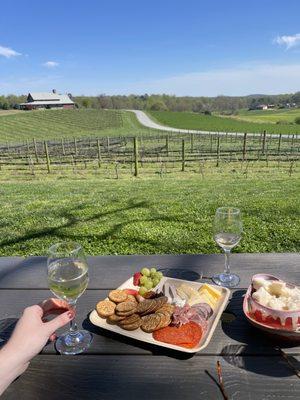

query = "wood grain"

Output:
[[2, 355, 300, 400], [0, 253, 299, 289]]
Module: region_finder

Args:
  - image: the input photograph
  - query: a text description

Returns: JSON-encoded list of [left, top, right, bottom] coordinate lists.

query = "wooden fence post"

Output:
[[181, 139, 185, 172], [216, 135, 220, 167], [242, 133, 247, 162], [44, 141, 51, 173], [107, 137, 110, 154], [74, 137, 78, 155], [262, 130, 267, 154], [97, 139, 101, 168], [166, 135, 169, 156], [277, 134, 282, 155], [133, 137, 138, 177], [61, 138, 66, 155], [190, 133, 194, 153], [33, 138, 39, 163]]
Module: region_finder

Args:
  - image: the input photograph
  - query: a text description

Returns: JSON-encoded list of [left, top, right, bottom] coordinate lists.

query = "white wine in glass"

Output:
[[47, 242, 92, 355], [212, 207, 242, 288]]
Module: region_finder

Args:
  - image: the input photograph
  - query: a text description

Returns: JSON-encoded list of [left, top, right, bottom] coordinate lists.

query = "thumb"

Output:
[[44, 310, 74, 334]]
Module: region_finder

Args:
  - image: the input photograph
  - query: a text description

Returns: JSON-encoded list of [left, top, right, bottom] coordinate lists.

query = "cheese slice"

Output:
[[187, 293, 204, 307], [198, 284, 222, 302], [197, 291, 217, 309]]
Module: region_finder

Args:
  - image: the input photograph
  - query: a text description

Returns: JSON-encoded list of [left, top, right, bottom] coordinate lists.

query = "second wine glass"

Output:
[[212, 207, 242, 288]]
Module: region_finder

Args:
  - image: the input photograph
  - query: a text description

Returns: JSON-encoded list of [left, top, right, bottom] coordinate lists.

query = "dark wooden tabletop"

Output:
[[1, 253, 299, 399]]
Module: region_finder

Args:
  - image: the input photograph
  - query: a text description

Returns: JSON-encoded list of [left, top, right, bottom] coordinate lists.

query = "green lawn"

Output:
[[0, 109, 157, 142], [0, 171, 298, 256], [149, 111, 300, 134], [230, 108, 300, 124]]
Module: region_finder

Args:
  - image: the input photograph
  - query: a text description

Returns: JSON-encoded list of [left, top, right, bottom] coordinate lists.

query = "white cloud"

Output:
[[274, 34, 300, 49], [0, 45, 21, 58], [119, 63, 300, 96], [43, 61, 59, 68]]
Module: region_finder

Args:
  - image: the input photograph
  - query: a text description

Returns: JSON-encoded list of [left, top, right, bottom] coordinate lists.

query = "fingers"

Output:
[[39, 298, 71, 318], [44, 310, 74, 334]]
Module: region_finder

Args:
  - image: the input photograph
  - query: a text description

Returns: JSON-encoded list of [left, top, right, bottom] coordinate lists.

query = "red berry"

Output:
[[133, 272, 142, 286], [124, 288, 139, 296]]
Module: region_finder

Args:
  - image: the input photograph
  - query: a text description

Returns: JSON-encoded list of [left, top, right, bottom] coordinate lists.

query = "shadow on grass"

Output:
[[0, 198, 197, 254]]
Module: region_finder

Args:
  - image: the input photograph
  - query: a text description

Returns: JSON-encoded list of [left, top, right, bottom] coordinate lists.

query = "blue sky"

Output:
[[1, 0, 300, 96]]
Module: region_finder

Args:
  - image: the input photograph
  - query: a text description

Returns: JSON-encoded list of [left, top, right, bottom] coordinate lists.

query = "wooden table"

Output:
[[0, 253, 299, 399]]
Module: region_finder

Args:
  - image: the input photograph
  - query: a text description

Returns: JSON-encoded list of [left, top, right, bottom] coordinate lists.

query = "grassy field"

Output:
[[228, 108, 300, 124], [0, 167, 298, 256], [0, 109, 157, 142], [149, 111, 300, 134]]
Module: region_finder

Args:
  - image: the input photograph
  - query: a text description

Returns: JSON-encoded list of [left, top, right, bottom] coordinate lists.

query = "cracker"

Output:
[[107, 313, 126, 323], [96, 300, 116, 318], [141, 314, 162, 333], [108, 290, 128, 303], [119, 314, 141, 326]]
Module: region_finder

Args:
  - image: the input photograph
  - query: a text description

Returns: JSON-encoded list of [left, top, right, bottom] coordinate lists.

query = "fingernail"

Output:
[[67, 311, 73, 319]]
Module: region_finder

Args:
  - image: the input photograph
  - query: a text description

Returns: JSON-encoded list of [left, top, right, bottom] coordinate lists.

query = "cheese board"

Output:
[[90, 276, 230, 353]]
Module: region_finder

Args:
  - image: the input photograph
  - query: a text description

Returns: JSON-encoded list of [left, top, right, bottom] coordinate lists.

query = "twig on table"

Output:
[[216, 361, 229, 400], [276, 347, 300, 379]]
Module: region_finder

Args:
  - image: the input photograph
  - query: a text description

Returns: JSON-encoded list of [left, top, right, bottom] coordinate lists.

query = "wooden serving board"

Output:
[[90, 276, 230, 353]]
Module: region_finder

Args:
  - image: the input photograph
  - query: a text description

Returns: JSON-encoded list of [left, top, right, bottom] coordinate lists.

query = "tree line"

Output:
[[1, 92, 300, 113]]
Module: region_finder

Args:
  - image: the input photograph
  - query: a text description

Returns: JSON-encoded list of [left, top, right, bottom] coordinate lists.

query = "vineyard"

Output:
[[0, 131, 298, 177], [0, 109, 124, 141]]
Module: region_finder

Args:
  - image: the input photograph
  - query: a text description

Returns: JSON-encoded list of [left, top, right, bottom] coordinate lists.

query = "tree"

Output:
[[82, 98, 90, 108]]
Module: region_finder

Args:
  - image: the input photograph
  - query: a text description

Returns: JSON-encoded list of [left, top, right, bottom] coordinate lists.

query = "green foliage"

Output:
[[0, 173, 298, 256], [149, 111, 300, 134], [295, 117, 300, 125]]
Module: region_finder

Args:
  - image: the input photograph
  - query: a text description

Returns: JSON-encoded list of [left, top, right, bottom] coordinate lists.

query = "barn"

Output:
[[19, 90, 75, 110]]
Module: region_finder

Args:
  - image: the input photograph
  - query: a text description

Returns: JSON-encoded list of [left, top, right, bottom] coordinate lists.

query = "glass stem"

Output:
[[224, 249, 231, 275], [69, 303, 78, 333]]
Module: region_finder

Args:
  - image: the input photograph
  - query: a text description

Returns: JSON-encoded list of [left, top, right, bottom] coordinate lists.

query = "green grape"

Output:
[[152, 278, 160, 287], [144, 280, 153, 290], [139, 286, 148, 296], [141, 267, 150, 277], [156, 271, 163, 279], [150, 267, 157, 275], [140, 276, 148, 285]]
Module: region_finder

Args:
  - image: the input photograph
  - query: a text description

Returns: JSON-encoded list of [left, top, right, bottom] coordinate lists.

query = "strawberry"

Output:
[[124, 288, 139, 296], [133, 272, 142, 286]]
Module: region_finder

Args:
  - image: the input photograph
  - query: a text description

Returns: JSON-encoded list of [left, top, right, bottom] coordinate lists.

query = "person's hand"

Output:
[[6, 298, 74, 364], [0, 299, 74, 395]]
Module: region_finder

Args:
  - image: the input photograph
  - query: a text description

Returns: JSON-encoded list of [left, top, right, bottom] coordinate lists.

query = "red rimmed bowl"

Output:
[[243, 274, 300, 341]]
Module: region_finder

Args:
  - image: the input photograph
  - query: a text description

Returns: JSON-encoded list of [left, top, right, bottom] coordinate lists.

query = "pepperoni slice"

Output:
[[153, 322, 202, 348]]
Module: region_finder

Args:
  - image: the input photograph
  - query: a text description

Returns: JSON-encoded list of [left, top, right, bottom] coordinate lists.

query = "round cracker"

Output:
[[120, 320, 142, 331], [116, 301, 137, 313], [119, 314, 141, 326], [96, 300, 116, 318], [107, 313, 126, 323], [141, 314, 162, 333], [108, 289, 128, 303]]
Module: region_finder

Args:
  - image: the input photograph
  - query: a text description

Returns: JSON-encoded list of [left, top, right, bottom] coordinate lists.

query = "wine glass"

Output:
[[212, 207, 242, 288], [47, 241, 92, 355]]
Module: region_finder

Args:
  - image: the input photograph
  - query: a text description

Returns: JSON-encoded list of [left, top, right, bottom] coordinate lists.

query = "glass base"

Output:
[[212, 273, 240, 288], [55, 329, 93, 355]]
